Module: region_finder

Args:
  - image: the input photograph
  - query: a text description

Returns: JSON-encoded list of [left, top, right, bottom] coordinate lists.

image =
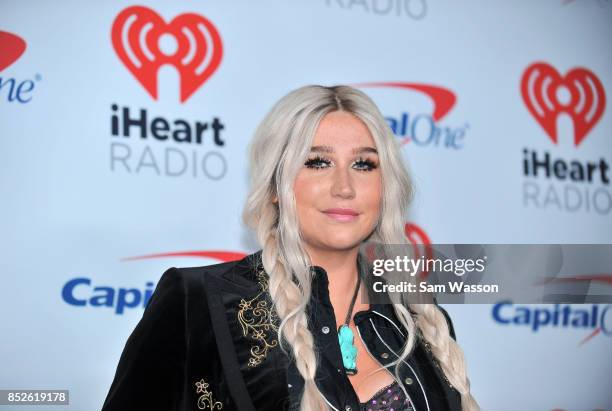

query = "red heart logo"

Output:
[[111, 6, 223, 103], [520, 62, 606, 147], [0, 31, 27, 71], [404, 223, 433, 281]]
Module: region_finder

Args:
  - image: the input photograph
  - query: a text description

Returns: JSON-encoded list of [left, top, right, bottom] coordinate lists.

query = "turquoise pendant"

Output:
[[338, 325, 358, 375]]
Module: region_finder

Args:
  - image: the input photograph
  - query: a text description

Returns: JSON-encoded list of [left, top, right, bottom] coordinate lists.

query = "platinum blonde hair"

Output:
[[242, 85, 479, 411]]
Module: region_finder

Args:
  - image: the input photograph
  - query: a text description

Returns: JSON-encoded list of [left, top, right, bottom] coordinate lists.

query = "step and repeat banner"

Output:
[[1, 1, 611, 410]]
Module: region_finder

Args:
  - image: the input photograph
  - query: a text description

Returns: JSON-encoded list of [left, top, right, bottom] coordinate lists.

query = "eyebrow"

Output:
[[310, 145, 378, 155]]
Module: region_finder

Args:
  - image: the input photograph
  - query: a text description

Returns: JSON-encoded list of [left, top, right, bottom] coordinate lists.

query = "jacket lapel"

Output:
[[204, 254, 292, 411], [204, 273, 257, 411]]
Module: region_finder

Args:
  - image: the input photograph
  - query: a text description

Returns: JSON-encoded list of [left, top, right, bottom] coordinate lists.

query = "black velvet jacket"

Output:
[[101, 250, 462, 411]]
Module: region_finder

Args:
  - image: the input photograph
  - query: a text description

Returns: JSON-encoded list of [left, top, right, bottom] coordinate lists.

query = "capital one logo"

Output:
[[354, 82, 468, 150], [111, 6, 223, 103], [520, 62, 606, 147], [0, 30, 41, 104], [0, 31, 26, 71]]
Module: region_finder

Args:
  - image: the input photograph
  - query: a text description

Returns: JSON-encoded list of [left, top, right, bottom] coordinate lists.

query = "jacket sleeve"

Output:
[[101, 267, 186, 411]]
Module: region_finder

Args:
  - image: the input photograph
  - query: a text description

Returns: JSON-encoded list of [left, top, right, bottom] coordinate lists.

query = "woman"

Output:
[[101, 85, 479, 411]]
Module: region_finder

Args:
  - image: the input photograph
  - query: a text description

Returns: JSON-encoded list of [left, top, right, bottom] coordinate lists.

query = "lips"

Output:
[[322, 208, 359, 222]]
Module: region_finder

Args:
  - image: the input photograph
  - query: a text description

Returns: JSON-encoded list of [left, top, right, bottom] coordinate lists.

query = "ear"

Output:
[[272, 195, 278, 204]]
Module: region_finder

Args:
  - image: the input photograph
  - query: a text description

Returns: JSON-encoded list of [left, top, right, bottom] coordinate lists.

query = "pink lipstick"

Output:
[[322, 208, 359, 222]]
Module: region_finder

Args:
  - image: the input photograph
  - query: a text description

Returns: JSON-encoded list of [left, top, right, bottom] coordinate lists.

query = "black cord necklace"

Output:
[[337, 272, 362, 375]]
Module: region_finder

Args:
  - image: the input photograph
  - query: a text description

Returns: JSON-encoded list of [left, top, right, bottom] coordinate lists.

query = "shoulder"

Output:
[[140, 250, 265, 334], [155, 250, 264, 298]]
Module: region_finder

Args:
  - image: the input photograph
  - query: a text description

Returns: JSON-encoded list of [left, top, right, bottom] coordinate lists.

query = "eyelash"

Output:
[[304, 155, 378, 172]]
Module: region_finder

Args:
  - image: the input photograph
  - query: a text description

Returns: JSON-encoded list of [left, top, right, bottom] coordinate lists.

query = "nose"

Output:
[[330, 166, 355, 199]]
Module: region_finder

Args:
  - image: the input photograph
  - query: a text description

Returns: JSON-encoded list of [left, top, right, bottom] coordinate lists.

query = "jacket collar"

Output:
[[307, 254, 405, 335], [223, 250, 404, 329]]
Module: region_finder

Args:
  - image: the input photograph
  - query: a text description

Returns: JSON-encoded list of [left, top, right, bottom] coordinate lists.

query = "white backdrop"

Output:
[[1, 1, 611, 410]]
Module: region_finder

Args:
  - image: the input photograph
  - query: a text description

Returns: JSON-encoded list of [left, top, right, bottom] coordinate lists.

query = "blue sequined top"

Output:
[[359, 381, 413, 411]]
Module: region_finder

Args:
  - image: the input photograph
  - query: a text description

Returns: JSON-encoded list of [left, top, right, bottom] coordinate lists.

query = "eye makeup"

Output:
[[303, 155, 379, 172], [304, 155, 331, 169], [353, 156, 378, 171]]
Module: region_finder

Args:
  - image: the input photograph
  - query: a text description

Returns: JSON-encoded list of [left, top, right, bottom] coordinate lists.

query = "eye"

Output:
[[353, 157, 378, 172], [304, 155, 332, 169]]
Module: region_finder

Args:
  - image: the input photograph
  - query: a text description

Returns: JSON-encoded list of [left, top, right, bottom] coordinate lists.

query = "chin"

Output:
[[320, 235, 365, 250]]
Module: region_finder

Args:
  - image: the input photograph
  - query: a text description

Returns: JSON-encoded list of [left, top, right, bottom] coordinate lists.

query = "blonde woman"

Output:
[[102, 85, 479, 411]]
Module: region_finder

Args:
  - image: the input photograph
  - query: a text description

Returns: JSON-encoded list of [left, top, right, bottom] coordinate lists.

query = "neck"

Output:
[[304, 244, 369, 325], [306, 245, 360, 290]]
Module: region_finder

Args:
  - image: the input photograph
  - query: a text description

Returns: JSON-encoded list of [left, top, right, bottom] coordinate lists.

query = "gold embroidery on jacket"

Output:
[[195, 378, 223, 410], [237, 267, 279, 367]]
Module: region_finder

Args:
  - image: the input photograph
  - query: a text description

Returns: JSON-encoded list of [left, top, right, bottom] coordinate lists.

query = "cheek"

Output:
[[294, 176, 321, 212], [361, 176, 382, 210]]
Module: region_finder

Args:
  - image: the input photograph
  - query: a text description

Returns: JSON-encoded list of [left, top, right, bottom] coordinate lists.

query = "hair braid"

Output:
[[256, 211, 329, 411], [409, 303, 480, 411]]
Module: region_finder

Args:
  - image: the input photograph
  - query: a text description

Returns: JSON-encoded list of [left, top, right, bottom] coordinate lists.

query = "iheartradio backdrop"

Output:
[[1, 1, 611, 410]]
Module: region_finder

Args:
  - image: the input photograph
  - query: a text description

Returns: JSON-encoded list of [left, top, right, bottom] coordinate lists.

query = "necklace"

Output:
[[337, 272, 362, 375]]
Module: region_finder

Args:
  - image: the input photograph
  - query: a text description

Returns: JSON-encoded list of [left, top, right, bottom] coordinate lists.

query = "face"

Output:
[[293, 111, 382, 254]]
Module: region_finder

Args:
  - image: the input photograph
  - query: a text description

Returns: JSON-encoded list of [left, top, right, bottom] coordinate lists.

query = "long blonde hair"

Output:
[[242, 85, 479, 411]]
